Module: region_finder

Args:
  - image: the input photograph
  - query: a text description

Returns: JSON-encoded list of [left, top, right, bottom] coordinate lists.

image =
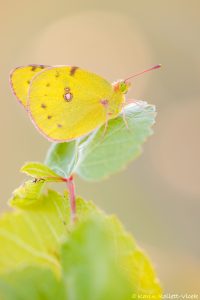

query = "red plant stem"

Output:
[[66, 176, 76, 223]]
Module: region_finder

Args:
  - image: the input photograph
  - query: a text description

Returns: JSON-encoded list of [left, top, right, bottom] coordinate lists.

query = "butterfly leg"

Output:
[[121, 100, 135, 130], [121, 99, 143, 130], [103, 116, 109, 137], [122, 106, 129, 129], [100, 99, 110, 138]]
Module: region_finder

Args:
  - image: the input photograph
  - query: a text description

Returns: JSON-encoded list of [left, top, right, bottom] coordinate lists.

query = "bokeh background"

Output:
[[1, 0, 199, 294]]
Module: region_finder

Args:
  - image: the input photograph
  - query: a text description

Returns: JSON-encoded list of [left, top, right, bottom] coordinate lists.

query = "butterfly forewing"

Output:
[[28, 66, 117, 141]]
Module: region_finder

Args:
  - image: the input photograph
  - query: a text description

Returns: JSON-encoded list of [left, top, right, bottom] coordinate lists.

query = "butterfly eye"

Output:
[[113, 80, 131, 94], [119, 82, 130, 94]]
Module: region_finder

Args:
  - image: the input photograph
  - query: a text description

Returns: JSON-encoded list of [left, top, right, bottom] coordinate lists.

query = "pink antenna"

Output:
[[124, 64, 161, 82]]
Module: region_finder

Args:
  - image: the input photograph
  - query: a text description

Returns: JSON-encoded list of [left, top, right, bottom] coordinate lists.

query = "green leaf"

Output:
[[0, 189, 161, 298], [43, 102, 156, 181], [0, 267, 65, 300], [128, 249, 162, 298], [45, 141, 78, 178], [21, 162, 62, 182], [76, 102, 156, 180], [0, 190, 95, 275], [61, 215, 132, 300], [9, 179, 45, 208]]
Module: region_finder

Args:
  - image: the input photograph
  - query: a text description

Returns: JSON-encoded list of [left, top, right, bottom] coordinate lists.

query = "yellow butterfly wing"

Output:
[[10, 65, 48, 108], [28, 66, 124, 141]]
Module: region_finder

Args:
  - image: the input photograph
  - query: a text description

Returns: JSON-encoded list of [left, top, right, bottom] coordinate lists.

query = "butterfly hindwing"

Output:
[[10, 65, 48, 108]]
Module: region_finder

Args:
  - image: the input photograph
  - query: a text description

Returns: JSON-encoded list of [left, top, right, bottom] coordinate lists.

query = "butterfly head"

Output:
[[113, 65, 161, 94], [113, 80, 131, 94]]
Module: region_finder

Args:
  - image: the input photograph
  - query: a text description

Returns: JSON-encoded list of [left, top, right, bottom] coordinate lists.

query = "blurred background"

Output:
[[0, 0, 200, 294]]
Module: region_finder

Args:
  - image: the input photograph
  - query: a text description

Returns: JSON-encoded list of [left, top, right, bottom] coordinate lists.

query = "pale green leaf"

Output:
[[61, 215, 132, 300], [0, 267, 65, 300], [76, 102, 156, 180], [45, 141, 78, 178], [21, 162, 62, 182], [0, 190, 95, 275], [0, 189, 161, 298], [108, 217, 162, 296], [9, 180, 45, 208], [43, 102, 156, 181]]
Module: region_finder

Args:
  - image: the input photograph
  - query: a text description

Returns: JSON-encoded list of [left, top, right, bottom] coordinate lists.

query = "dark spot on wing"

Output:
[[31, 66, 37, 71], [47, 115, 52, 119], [46, 83, 50, 87], [70, 66, 79, 76], [57, 124, 62, 128], [100, 99, 108, 106], [64, 92, 73, 102], [41, 103, 47, 109], [55, 71, 60, 78], [27, 80, 30, 84]]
